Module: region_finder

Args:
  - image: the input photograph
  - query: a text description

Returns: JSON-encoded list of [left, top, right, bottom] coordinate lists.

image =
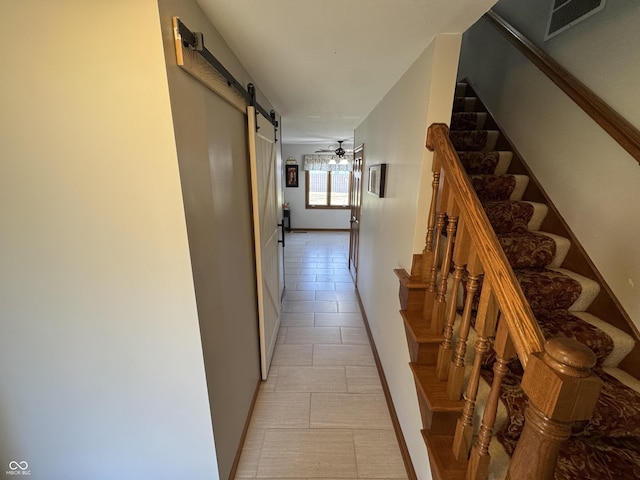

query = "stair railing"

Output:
[[422, 123, 602, 479]]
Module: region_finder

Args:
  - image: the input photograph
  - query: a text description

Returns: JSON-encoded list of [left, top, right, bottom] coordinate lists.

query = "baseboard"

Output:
[[355, 287, 418, 480], [228, 377, 262, 480]]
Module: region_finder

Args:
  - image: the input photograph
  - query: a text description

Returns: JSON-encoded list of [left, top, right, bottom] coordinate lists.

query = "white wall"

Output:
[[458, 0, 640, 327], [282, 144, 351, 230], [354, 34, 463, 480], [0, 2, 218, 479]]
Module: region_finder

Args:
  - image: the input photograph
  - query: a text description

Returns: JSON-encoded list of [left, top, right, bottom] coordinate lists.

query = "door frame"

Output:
[[349, 144, 364, 284]]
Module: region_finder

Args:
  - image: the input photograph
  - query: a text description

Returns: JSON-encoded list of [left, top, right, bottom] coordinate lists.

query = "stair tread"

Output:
[[537, 231, 570, 267], [454, 82, 468, 97], [453, 96, 478, 112], [394, 268, 429, 289], [483, 200, 548, 233], [514, 268, 585, 313], [575, 312, 635, 367], [498, 231, 559, 269], [451, 112, 487, 130], [484, 200, 535, 233], [401, 310, 443, 343], [469, 174, 529, 202], [603, 367, 640, 393], [502, 265, 599, 312], [550, 267, 601, 311], [524, 201, 549, 231], [450, 129, 499, 151], [410, 363, 464, 412], [456, 150, 513, 176], [535, 309, 618, 365], [423, 431, 468, 480]]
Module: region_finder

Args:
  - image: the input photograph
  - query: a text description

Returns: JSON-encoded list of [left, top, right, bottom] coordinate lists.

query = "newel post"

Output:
[[507, 337, 603, 480]]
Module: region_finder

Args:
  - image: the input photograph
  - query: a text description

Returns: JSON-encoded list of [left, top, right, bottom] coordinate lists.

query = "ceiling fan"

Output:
[[315, 140, 353, 158]]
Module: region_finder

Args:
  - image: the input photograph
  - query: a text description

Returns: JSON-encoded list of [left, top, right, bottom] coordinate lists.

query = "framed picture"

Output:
[[285, 165, 298, 187], [367, 164, 386, 197]]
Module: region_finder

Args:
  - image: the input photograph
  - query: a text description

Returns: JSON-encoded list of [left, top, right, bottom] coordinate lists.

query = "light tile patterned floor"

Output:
[[236, 232, 408, 479]]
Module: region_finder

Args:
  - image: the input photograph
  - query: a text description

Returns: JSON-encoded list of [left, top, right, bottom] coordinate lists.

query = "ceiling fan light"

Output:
[[328, 158, 337, 165]]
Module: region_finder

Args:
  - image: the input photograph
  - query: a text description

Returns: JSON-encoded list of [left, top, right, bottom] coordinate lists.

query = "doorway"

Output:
[[348, 144, 364, 283]]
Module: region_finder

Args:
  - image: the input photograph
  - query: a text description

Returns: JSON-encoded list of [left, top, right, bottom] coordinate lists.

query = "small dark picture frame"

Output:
[[286, 165, 299, 187], [367, 163, 387, 198]]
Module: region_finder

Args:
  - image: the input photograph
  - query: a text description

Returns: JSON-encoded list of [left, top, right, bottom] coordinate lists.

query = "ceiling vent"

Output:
[[545, 0, 606, 40]]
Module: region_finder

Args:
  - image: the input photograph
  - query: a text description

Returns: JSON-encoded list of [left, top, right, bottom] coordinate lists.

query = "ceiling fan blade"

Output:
[[314, 141, 355, 155]]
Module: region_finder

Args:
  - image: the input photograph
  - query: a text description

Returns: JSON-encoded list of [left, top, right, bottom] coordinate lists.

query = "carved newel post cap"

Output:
[[509, 338, 603, 480], [543, 337, 596, 378]]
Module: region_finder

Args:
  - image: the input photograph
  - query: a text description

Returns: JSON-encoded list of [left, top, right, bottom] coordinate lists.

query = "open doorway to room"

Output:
[[348, 144, 364, 283]]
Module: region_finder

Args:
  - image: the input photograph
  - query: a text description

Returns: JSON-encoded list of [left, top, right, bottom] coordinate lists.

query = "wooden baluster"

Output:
[[422, 126, 443, 281], [467, 318, 516, 480], [452, 282, 499, 460], [420, 171, 441, 281], [436, 221, 469, 381], [506, 337, 603, 480], [447, 250, 483, 400], [431, 193, 459, 336], [424, 211, 445, 320], [437, 262, 464, 381]]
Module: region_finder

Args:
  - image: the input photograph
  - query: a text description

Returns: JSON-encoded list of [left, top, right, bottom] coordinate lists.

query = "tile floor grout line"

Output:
[[236, 232, 407, 479], [351, 429, 359, 480]]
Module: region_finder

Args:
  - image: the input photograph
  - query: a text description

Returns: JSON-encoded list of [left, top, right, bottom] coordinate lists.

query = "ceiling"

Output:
[[196, 0, 496, 149]]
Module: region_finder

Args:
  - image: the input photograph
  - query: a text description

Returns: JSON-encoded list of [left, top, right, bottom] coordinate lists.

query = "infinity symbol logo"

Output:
[[8, 461, 29, 471]]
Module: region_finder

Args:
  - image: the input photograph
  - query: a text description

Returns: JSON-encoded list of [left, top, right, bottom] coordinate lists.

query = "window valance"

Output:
[[303, 154, 353, 171]]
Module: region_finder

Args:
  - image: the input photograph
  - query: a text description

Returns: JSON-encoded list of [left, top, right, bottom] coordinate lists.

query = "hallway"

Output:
[[236, 231, 409, 479]]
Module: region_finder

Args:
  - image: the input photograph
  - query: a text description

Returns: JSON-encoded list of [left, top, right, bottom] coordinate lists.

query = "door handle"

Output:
[[278, 223, 285, 247]]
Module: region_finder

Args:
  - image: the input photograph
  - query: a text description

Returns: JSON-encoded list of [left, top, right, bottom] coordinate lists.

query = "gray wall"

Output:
[[157, 0, 275, 478], [458, 0, 640, 327], [492, 0, 640, 129], [0, 1, 218, 478]]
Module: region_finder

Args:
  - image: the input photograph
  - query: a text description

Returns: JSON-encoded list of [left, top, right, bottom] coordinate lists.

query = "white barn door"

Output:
[[247, 106, 281, 379]]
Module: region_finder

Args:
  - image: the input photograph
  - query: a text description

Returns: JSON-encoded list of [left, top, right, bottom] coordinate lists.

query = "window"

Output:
[[306, 170, 352, 209], [302, 153, 353, 209]]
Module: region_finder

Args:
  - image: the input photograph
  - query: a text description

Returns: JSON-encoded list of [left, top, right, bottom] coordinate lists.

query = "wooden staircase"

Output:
[[395, 80, 640, 479]]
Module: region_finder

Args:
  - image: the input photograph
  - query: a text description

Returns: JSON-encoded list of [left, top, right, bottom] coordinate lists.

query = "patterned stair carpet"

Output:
[[451, 82, 640, 479]]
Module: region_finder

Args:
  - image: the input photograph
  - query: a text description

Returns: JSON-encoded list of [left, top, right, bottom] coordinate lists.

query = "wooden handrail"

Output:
[[425, 124, 602, 478], [427, 124, 545, 367], [484, 10, 640, 165]]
